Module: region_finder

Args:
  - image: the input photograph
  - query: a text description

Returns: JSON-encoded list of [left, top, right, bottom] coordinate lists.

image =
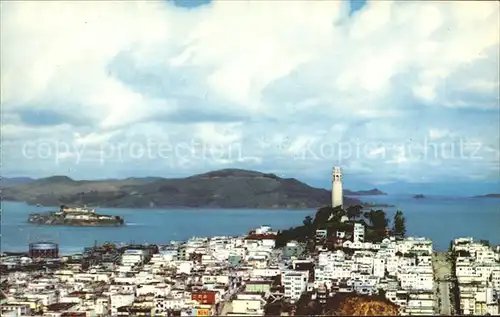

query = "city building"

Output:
[[353, 223, 365, 243], [4, 217, 498, 317]]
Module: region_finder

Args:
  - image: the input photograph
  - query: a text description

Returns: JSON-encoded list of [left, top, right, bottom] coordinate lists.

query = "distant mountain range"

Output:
[[1, 177, 35, 186], [373, 180, 500, 197], [473, 193, 500, 198], [344, 188, 386, 196], [1, 169, 370, 209]]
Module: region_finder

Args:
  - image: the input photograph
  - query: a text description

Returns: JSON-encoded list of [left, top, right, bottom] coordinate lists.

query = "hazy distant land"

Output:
[[473, 193, 500, 198], [344, 188, 387, 196], [1, 169, 369, 209]]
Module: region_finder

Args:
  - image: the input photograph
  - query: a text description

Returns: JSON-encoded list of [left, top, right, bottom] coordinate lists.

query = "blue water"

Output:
[[1, 195, 499, 254], [365, 195, 500, 250], [0, 202, 312, 254]]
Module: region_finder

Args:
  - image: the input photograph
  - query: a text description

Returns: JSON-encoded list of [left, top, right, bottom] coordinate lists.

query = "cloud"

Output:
[[428, 129, 450, 140], [1, 0, 499, 184]]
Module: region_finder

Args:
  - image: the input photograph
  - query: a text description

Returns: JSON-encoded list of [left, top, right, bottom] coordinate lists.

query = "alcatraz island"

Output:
[[28, 205, 125, 227]]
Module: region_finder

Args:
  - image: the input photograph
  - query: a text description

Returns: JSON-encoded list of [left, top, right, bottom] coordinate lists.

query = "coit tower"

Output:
[[331, 167, 343, 208]]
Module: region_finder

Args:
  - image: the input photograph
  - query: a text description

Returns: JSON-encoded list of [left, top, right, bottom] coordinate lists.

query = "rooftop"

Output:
[[45, 302, 78, 311]]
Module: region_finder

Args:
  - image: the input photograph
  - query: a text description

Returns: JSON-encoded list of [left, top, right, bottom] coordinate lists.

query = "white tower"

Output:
[[331, 167, 343, 208]]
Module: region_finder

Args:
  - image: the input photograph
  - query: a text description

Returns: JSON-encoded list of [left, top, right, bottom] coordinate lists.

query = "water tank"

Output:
[[29, 241, 59, 259]]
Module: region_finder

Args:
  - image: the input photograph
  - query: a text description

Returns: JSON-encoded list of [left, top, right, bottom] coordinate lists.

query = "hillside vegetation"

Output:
[[276, 204, 406, 247]]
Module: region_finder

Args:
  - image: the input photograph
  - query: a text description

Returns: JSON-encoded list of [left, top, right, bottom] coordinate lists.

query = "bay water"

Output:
[[1, 195, 498, 254]]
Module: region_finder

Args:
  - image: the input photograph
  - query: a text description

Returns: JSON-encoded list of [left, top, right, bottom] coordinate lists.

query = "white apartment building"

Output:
[[254, 226, 275, 235], [404, 292, 435, 316], [491, 270, 500, 288], [453, 237, 500, 315], [397, 237, 433, 255], [385, 256, 399, 276], [121, 250, 147, 266], [94, 297, 110, 315], [154, 296, 195, 313], [231, 293, 266, 316], [315, 259, 353, 284], [282, 270, 309, 300], [353, 223, 365, 242], [318, 250, 345, 266], [399, 271, 433, 291], [373, 258, 385, 278], [251, 268, 281, 278], [477, 249, 496, 264], [110, 293, 135, 316]]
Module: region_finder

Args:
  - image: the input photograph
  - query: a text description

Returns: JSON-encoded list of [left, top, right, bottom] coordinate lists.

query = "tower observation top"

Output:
[[331, 167, 343, 208]]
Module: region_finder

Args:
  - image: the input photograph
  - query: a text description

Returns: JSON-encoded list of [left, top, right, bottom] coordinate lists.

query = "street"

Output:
[[217, 281, 243, 315], [219, 301, 233, 316], [432, 252, 453, 315], [438, 281, 452, 315]]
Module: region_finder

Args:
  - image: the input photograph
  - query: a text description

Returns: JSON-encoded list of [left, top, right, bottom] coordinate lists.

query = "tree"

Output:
[[314, 206, 345, 226], [479, 239, 490, 247], [346, 205, 363, 220], [361, 209, 390, 242], [367, 209, 388, 230], [277, 205, 351, 248], [392, 210, 406, 238], [378, 288, 387, 298], [303, 216, 313, 226], [363, 211, 370, 219]]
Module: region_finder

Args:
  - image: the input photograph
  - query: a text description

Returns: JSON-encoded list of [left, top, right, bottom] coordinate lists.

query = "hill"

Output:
[[275, 204, 396, 247], [344, 188, 386, 196], [473, 193, 500, 198], [1, 177, 35, 187], [1, 169, 362, 209]]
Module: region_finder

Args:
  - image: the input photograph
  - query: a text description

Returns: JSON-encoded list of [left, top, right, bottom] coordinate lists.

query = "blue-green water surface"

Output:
[[1, 195, 498, 254]]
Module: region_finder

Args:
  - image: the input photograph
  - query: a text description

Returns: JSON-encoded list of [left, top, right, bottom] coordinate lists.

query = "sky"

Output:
[[1, 0, 499, 192]]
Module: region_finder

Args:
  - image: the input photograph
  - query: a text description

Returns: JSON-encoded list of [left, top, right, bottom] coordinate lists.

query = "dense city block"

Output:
[[2, 220, 499, 316]]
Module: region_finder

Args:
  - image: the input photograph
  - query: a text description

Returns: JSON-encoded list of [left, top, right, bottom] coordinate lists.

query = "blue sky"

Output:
[[173, 0, 367, 14], [1, 0, 499, 193]]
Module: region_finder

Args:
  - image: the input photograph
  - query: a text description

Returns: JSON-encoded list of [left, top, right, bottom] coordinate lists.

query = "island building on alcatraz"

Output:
[[331, 167, 343, 208]]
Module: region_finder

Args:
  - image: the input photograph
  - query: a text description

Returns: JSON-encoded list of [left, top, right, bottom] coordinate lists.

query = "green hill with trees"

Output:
[[276, 205, 406, 248]]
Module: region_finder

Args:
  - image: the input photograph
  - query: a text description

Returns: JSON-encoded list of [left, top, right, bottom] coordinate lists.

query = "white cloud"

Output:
[[195, 123, 242, 145], [74, 131, 121, 147], [286, 136, 319, 156], [1, 0, 499, 182], [368, 147, 386, 158], [428, 129, 450, 140]]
